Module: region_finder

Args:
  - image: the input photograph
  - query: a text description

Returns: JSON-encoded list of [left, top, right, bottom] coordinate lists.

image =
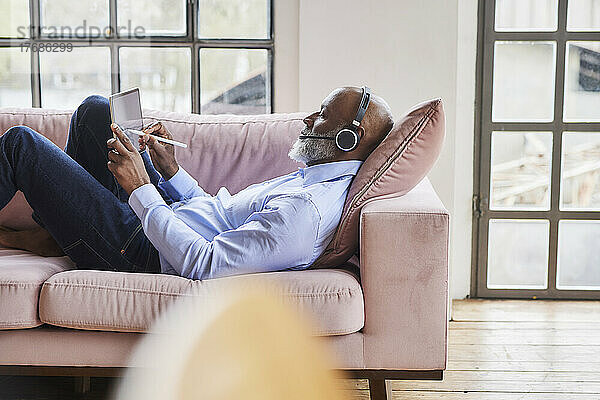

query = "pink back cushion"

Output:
[[142, 109, 305, 196], [0, 107, 305, 230], [310, 98, 445, 268]]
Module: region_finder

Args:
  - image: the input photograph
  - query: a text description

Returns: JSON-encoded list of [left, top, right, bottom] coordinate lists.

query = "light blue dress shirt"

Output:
[[127, 160, 363, 280]]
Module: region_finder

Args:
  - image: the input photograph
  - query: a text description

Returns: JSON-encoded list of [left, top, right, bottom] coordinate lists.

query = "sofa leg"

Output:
[[74, 376, 91, 395], [368, 378, 392, 400]]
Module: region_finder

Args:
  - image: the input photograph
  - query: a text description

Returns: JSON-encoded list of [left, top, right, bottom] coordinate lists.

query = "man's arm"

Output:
[[128, 185, 320, 280], [156, 165, 210, 202], [139, 122, 209, 201]]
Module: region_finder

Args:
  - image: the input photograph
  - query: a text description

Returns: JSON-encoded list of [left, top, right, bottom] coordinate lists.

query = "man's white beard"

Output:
[[288, 127, 338, 164]]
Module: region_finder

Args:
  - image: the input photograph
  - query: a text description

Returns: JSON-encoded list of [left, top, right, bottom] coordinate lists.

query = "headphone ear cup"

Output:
[[335, 129, 360, 152]]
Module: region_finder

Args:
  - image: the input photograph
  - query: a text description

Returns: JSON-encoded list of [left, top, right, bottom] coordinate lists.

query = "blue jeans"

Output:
[[0, 95, 173, 273]]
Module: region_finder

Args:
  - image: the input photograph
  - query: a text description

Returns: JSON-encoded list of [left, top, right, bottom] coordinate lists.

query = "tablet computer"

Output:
[[109, 88, 143, 150]]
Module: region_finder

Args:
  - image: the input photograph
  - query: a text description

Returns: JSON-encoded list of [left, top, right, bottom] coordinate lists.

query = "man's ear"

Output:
[[356, 126, 366, 139]]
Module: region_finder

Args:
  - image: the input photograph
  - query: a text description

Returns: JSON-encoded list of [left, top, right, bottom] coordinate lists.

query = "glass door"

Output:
[[474, 0, 600, 298]]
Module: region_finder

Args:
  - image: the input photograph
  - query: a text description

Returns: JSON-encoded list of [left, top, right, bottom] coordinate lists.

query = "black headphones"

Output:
[[299, 86, 372, 152]]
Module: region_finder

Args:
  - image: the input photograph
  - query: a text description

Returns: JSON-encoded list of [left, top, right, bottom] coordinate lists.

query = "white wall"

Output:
[[452, 0, 478, 300], [273, 0, 300, 112], [274, 0, 479, 300]]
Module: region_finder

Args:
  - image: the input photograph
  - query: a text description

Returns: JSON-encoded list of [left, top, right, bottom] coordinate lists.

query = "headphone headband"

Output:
[[351, 86, 371, 128]]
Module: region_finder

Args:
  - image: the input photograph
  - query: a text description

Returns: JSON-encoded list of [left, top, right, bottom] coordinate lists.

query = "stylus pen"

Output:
[[127, 128, 188, 148]]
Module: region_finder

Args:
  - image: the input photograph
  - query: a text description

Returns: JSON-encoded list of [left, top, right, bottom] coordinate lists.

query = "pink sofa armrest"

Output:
[[359, 178, 449, 370]]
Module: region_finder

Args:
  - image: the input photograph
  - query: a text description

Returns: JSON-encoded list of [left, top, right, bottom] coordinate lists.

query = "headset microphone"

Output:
[[297, 135, 335, 141], [299, 86, 371, 152]]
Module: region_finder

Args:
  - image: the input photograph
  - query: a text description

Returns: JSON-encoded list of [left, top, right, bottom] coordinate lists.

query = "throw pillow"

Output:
[[310, 98, 445, 269]]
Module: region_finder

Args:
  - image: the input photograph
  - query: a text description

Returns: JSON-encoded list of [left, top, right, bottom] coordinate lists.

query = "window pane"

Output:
[[568, 0, 600, 31], [40, 0, 108, 37], [0, 48, 31, 107], [564, 42, 600, 122], [0, 0, 29, 38], [490, 132, 552, 210], [200, 49, 269, 114], [118, 0, 186, 36], [120, 47, 191, 113], [558, 220, 600, 290], [40, 47, 111, 109], [560, 132, 600, 210], [495, 0, 558, 32], [487, 219, 549, 289], [492, 41, 556, 122], [198, 0, 269, 39]]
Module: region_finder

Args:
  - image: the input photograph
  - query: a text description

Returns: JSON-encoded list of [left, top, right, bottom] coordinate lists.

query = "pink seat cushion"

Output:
[[0, 247, 75, 329], [311, 99, 445, 268], [39, 269, 364, 336]]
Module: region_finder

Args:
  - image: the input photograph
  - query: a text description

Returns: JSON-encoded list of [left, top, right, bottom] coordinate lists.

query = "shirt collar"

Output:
[[298, 160, 363, 187]]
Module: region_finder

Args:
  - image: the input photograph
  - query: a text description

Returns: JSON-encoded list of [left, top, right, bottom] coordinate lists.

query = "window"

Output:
[[474, 0, 600, 299], [0, 0, 272, 114]]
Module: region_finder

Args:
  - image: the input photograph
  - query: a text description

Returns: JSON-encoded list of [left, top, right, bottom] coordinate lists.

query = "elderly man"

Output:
[[0, 87, 393, 280]]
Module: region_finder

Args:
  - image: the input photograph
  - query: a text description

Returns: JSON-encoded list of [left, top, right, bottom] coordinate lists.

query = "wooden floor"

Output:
[[1, 299, 599, 399], [342, 299, 600, 399]]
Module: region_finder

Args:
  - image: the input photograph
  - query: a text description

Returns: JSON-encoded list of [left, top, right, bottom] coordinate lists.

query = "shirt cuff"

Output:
[[157, 165, 199, 200], [128, 183, 167, 219]]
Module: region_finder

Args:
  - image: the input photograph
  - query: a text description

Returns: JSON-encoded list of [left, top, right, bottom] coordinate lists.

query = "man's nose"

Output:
[[303, 112, 317, 129]]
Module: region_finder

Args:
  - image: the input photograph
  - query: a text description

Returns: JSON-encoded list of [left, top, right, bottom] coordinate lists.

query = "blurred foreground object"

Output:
[[115, 285, 348, 400]]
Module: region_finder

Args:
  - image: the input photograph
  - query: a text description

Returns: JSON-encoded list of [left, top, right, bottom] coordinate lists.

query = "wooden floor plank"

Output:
[[452, 299, 600, 322], [450, 329, 600, 345], [441, 370, 600, 381], [339, 389, 369, 400], [450, 320, 600, 329], [337, 388, 600, 400], [342, 371, 600, 389], [389, 380, 600, 393], [339, 371, 600, 393], [448, 344, 600, 362], [390, 392, 600, 399], [339, 388, 600, 400], [448, 360, 600, 372]]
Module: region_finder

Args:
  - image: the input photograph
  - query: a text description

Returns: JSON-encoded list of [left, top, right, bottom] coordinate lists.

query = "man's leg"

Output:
[[0, 125, 155, 272]]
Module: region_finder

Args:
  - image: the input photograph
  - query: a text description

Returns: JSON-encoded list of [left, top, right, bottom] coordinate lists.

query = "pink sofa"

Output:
[[0, 107, 449, 399]]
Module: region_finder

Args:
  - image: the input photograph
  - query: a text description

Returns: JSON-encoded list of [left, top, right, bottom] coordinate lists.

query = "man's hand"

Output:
[[107, 123, 151, 195], [139, 121, 179, 180]]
